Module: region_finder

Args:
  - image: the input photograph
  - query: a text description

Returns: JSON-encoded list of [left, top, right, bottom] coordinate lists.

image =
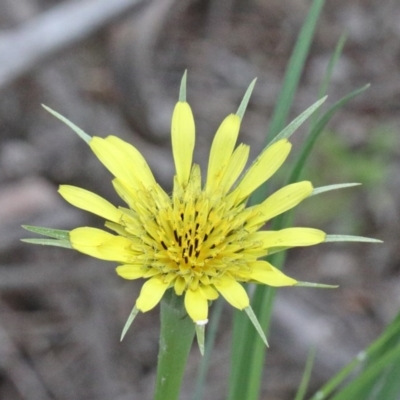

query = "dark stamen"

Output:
[[174, 230, 179, 242], [161, 241, 167, 250], [189, 244, 193, 257]]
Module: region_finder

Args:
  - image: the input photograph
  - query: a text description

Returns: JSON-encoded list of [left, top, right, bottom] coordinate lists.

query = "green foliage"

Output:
[[229, 1, 328, 399], [302, 125, 397, 228], [310, 311, 400, 400], [226, 1, 385, 399], [308, 126, 397, 187]]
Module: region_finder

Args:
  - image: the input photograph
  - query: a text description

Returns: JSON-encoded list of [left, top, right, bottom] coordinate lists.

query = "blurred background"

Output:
[[1, 0, 399, 399]]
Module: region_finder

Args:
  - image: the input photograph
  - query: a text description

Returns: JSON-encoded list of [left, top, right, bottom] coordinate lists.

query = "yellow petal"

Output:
[[174, 276, 186, 295], [136, 277, 170, 312], [116, 264, 145, 280], [89, 136, 147, 190], [184, 288, 209, 323], [199, 284, 219, 300], [214, 276, 249, 310], [105, 136, 156, 187], [112, 179, 137, 209], [171, 101, 195, 187], [247, 181, 313, 228], [70, 227, 135, 262], [59, 185, 123, 223], [253, 228, 326, 249], [233, 139, 291, 201], [249, 261, 297, 286], [206, 114, 240, 192], [220, 144, 250, 194]]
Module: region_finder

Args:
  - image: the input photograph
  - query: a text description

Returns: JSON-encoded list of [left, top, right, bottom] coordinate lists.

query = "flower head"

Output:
[[54, 74, 326, 329]]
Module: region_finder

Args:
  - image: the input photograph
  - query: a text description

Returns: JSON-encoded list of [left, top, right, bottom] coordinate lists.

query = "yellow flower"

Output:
[[56, 74, 326, 329]]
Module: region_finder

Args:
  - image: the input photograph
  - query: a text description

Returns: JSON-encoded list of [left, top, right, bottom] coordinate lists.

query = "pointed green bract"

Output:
[[120, 304, 139, 341], [195, 324, 205, 356], [179, 70, 187, 102], [311, 183, 361, 196], [244, 306, 269, 347], [22, 225, 70, 240], [236, 78, 257, 120], [267, 96, 327, 148], [296, 282, 338, 289], [325, 235, 383, 244], [193, 299, 224, 400], [21, 238, 72, 248], [42, 105, 92, 143]]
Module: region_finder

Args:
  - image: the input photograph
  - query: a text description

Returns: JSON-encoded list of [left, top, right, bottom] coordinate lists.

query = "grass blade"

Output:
[[266, 0, 326, 142], [229, 1, 327, 398], [294, 347, 317, 400], [310, 311, 400, 400]]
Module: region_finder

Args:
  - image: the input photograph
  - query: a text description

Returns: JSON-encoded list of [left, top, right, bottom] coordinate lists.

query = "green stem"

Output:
[[154, 290, 195, 400]]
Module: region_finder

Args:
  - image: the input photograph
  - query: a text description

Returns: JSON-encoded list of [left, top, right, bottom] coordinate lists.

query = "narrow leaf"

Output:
[[42, 105, 92, 143], [330, 343, 400, 400], [311, 33, 347, 127], [311, 183, 361, 196], [294, 347, 317, 400], [287, 84, 370, 187], [310, 311, 400, 400], [120, 304, 139, 341], [266, 0, 326, 142], [230, 1, 328, 398], [236, 78, 257, 120]]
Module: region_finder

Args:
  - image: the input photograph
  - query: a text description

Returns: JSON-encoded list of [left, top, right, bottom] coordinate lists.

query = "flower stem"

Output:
[[154, 290, 195, 400]]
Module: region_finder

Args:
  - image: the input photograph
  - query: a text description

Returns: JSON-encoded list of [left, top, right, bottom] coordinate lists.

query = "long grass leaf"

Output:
[[310, 32, 347, 127], [294, 347, 317, 400], [330, 343, 400, 400], [266, 0, 326, 141], [229, 1, 326, 398], [287, 84, 370, 185], [310, 311, 400, 400]]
